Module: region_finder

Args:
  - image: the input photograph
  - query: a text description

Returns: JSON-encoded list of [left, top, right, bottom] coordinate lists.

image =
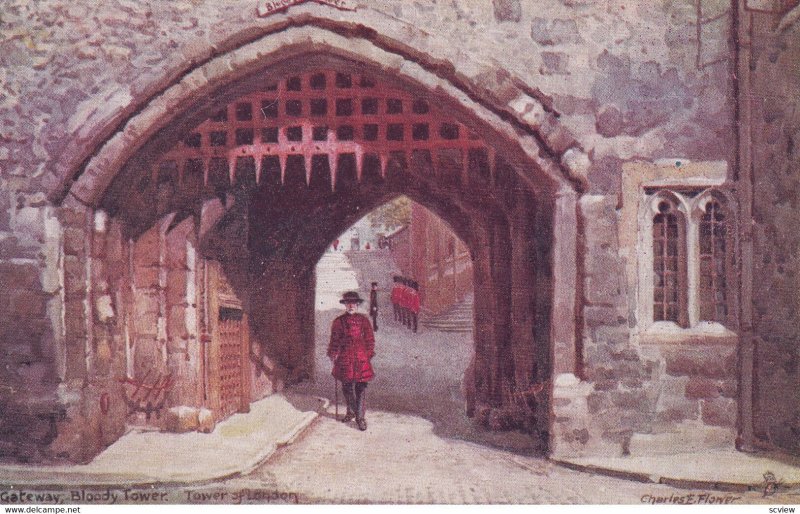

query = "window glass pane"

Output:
[[698, 200, 728, 323], [652, 201, 683, 323]]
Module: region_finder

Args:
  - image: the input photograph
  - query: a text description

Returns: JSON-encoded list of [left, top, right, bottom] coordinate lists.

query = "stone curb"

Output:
[[0, 397, 327, 489], [551, 459, 800, 494]]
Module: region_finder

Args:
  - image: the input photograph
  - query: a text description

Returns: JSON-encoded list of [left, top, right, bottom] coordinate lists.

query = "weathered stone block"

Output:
[[134, 266, 161, 290], [62, 228, 86, 256], [198, 408, 215, 433], [133, 229, 161, 267], [63, 300, 86, 336], [540, 52, 570, 75], [167, 305, 189, 341], [595, 105, 624, 137], [583, 305, 624, 328], [166, 271, 188, 306], [94, 294, 115, 323], [57, 207, 88, 228], [664, 349, 736, 379], [685, 377, 721, 400], [531, 18, 583, 46], [163, 406, 199, 433], [0, 263, 40, 290], [610, 390, 649, 410], [493, 0, 521, 22], [587, 391, 612, 413]]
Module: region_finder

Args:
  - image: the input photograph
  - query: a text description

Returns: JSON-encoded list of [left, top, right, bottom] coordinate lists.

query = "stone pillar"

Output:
[[551, 188, 578, 376], [130, 220, 169, 382], [250, 259, 311, 382], [489, 212, 513, 408], [0, 199, 65, 461], [509, 192, 536, 390], [47, 203, 128, 462], [164, 216, 201, 407], [470, 220, 495, 408]]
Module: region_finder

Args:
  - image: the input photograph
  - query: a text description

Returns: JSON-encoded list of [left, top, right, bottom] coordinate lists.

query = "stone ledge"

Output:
[[638, 323, 739, 346]]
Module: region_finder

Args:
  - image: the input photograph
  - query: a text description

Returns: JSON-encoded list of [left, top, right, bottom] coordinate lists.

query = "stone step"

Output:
[[420, 294, 474, 332]]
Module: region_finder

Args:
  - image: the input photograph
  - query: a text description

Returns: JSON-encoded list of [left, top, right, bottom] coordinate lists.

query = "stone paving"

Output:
[[219, 410, 799, 504]]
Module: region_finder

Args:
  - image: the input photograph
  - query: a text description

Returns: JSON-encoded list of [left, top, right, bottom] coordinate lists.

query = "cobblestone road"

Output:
[[219, 410, 798, 504]]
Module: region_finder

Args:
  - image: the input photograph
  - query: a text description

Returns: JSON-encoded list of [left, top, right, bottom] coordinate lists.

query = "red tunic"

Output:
[[391, 285, 401, 306], [328, 313, 375, 382], [409, 289, 420, 314], [400, 286, 410, 310]]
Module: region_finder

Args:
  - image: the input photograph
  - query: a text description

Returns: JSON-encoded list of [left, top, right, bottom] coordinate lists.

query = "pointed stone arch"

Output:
[[50, 23, 585, 455]]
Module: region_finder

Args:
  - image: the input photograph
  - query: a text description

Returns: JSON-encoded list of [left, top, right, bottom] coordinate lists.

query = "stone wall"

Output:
[[747, 6, 800, 454], [0, 0, 751, 461]]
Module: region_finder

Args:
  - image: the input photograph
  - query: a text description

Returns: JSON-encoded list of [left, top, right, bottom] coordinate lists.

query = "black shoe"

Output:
[[356, 418, 367, 431], [341, 412, 355, 422]]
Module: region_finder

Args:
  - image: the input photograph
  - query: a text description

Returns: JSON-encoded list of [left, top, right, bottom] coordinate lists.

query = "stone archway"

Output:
[[49, 27, 583, 460]]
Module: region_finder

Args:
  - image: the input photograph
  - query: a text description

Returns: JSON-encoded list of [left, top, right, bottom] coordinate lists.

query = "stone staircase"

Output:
[[420, 293, 474, 333], [315, 249, 401, 310], [314, 251, 360, 311]]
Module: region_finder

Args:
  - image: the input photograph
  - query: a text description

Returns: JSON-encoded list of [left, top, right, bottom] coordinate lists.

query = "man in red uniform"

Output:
[[328, 291, 375, 431]]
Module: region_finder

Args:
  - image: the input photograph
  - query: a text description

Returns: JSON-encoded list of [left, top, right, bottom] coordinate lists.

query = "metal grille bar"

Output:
[[154, 70, 490, 190]]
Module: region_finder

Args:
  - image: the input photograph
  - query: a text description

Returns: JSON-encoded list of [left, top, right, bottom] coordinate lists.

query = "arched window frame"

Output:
[[690, 189, 738, 329], [639, 190, 691, 329], [637, 187, 738, 335]]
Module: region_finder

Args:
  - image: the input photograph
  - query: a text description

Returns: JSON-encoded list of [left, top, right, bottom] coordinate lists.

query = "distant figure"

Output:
[[400, 278, 411, 329], [333, 239, 339, 251], [410, 280, 420, 333], [391, 276, 401, 322], [369, 282, 379, 331], [328, 291, 375, 431], [365, 242, 371, 250]]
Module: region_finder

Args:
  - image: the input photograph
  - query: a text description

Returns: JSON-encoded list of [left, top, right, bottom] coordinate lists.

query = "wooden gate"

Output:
[[208, 261, 251, 420], [218, 307, 246, 419]]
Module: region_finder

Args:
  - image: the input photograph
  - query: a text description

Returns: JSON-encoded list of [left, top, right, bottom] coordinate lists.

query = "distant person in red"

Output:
[[401, 278, 412, 329], [409, 280, 420, 333], [328, 291, 375, 431], [332, 239, 339, 251], [365, 242, 371, 250], [390, 276, 402, 322]]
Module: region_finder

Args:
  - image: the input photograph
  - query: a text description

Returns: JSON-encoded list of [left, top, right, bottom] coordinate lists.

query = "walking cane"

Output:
[[334, 377, 339, 421]]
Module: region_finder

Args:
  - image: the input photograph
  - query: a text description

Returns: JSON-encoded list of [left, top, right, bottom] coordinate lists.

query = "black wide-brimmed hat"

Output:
[[340, 291, 365, 304]]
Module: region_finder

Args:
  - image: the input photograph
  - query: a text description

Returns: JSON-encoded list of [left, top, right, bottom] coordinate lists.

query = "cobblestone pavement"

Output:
[[218, 410, 798, 504]]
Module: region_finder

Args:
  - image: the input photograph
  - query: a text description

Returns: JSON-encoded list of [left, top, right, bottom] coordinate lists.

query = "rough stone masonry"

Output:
[[0, 0, 798, 462]]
